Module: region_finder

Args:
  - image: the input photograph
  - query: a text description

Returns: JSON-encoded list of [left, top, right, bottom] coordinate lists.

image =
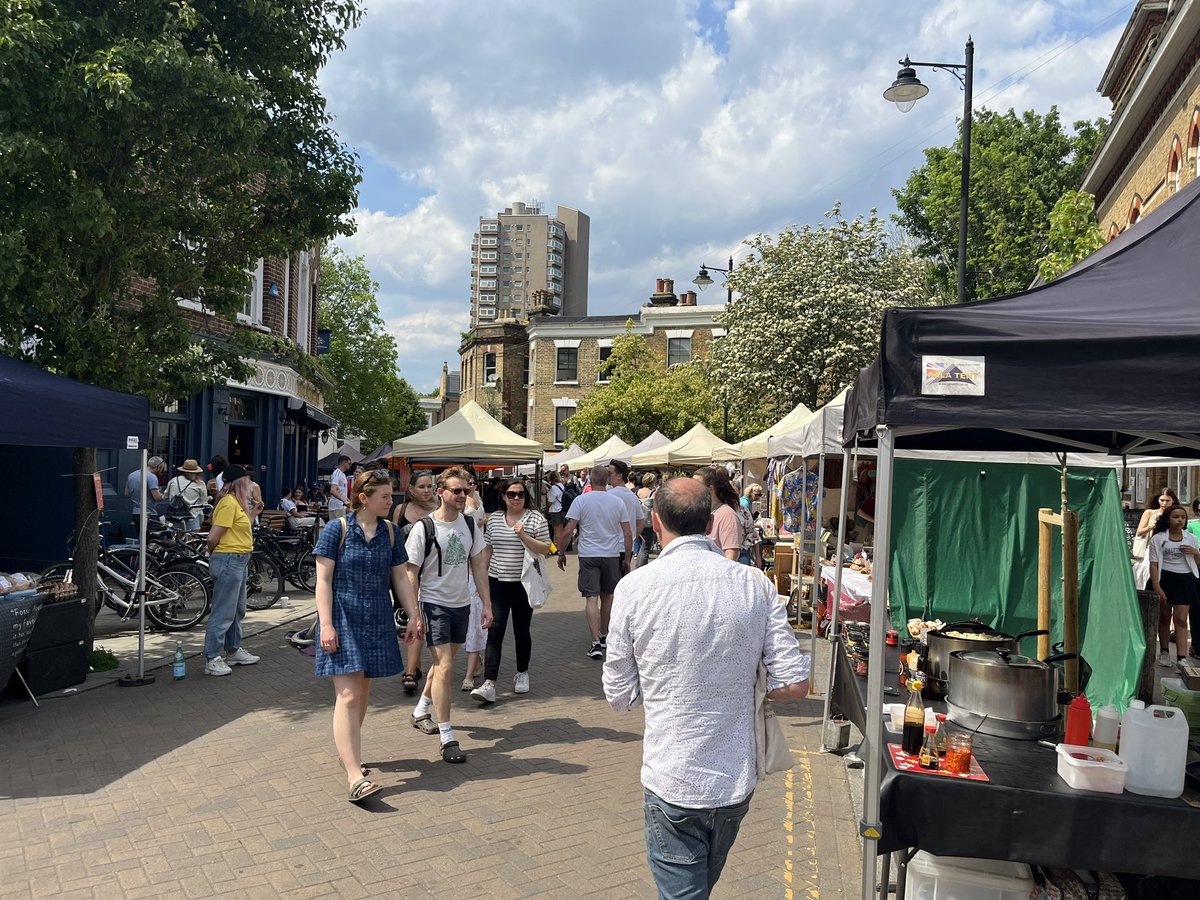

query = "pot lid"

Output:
[[953, 649, 1048, 669]]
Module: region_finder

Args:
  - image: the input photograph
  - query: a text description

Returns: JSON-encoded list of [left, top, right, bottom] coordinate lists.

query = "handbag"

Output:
[[1131, 534, 1149, 562], [521, 549, 551, 609], [754, 662, 794, 777]]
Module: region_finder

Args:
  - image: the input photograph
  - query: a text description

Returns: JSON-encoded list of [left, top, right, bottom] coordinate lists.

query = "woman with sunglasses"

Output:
[[393, 470, 440, 694], [470, 477, 552, 703]]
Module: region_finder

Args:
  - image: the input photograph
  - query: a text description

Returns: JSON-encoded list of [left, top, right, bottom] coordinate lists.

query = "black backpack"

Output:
[[560, 481, 582, 516], [411, 514, 476, 581]]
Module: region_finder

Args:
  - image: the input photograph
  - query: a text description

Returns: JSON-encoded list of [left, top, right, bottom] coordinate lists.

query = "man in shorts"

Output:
[[406, 467, 492, 763], [606, 459, 644, 566], [557, 464, 633, 659]]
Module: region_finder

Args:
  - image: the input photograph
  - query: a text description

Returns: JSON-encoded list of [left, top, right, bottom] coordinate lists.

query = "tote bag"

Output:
[[521, 549, 552, 609], [754, 662, 794, 777]]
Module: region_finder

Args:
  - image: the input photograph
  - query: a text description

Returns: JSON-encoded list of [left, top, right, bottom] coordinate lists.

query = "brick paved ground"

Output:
[[0, 562, 862, 898]]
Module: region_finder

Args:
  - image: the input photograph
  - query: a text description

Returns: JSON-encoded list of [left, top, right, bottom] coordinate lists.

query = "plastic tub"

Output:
[[1055, 743, 1128, 794], [904, 851, 1034, 900]]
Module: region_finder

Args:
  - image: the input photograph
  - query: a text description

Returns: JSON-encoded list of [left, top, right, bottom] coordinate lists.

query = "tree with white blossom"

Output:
[[708, 206, 935, 435]]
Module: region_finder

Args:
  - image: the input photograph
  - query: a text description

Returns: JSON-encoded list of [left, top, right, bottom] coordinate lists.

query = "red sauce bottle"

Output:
[[1064, 694, 1092, 746]]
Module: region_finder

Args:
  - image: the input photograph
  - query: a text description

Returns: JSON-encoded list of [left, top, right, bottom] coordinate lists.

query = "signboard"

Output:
[[921, 355, 985, 397], [93, 472, 104, 511], [1123, 508, 1141, 552], [316, 328, 332, 355]]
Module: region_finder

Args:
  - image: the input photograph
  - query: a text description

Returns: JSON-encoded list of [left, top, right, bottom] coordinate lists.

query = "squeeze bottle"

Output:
[[1063, 694, 1092, 746], [1092, 703, 1119, 752]]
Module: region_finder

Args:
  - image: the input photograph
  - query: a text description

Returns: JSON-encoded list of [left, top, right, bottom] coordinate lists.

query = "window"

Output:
[[480, 236, 498, 247], [480, 221, 499, 232], [556, 347, 578, 382], [596, 344, 614, 382], [555, 406, 574, 444], [478, 307, 497, 319], [523, 354, 530, 386], [667, 336, 692, 367], [478, 293, 496, 305], [483, 352, 497, 383], [480, 250, 498, 261], [239, 258, 264, 323], [480, 264, 497, 274], [226, 394, 258, 422], [479, 278, 497, 289]]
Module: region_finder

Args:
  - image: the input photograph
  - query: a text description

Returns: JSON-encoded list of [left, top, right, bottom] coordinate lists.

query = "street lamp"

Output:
[[693, 256, 735, 439], [884, 37, 974, 304]]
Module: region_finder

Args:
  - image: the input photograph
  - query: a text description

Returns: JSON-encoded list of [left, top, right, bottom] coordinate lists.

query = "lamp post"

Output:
[[693, 257, 735, 439], [884, 37, 974, 304]]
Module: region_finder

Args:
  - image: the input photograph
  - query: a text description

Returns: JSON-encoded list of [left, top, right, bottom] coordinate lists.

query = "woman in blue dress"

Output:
[[314, 469, 422, 802]]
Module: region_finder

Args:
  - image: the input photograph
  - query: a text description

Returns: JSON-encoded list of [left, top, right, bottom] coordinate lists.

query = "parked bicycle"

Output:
[[245, 523, 317, 610]]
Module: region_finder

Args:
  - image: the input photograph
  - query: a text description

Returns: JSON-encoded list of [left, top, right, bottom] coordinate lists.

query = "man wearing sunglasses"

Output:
[[405, 467, 493, 763]]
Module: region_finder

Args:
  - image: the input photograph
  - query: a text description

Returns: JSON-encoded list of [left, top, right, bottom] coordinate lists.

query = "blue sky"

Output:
[[318, 0, 1134, 394]]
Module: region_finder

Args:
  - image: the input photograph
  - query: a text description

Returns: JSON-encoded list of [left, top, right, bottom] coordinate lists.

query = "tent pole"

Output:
[[809, 451, 827, 693], [860, 426, 895, 900], [119, 449, 155, 688], [820, 447, 853, 751]]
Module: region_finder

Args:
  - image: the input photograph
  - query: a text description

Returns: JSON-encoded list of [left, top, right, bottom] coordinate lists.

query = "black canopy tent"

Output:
[[842, 176, 1200, 896]]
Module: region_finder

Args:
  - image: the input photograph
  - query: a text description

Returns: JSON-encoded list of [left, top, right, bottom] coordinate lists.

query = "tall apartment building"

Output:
[[469, 202, 589, 325]]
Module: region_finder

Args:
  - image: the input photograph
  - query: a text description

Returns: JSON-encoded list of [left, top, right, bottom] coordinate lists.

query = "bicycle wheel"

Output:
[[144, 565, 211, 631], [246, 552, 284, 610], [291, 549, 316, 593]]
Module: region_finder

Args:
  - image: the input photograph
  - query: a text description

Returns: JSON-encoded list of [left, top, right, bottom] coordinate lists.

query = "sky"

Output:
[[318, 0, 1134, 393]]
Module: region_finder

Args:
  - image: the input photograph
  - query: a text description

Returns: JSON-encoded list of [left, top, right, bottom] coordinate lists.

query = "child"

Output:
[[461, 573, 488, 692]]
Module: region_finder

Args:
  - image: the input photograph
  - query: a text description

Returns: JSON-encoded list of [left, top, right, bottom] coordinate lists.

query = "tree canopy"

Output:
[[318, 248, 424, 447], [567, 327, 721, 448], [707, 206, 933, 436], [1036, 190, 1106, 283], [0, 0, 362, 396], [893, 107, 1106, 302]]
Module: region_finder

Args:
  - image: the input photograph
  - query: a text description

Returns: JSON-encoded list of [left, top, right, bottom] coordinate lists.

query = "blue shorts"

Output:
[[422, 602, 470, 647]]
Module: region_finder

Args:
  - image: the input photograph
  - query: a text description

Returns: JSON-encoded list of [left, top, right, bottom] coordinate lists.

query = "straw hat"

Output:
[[177, 459, 204, 474]]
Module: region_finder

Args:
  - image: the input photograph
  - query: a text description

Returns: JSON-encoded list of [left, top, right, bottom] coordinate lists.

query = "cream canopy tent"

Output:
[[569, 434, 634, 471], [713, 402, 815, 461], [766, 388, 850, 458], [630, 422, 735, 468], [613, 430, 672, 463], [389, 400, 544, 463], [548, 443, 585, 467]]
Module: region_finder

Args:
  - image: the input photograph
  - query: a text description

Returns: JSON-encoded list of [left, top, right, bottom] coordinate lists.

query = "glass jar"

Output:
[[944, 732, 974, 775]]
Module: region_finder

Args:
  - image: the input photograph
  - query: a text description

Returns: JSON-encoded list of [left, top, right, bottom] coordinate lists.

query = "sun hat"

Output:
[[177, 458, 204, 474], [221, 464, 251, 484]]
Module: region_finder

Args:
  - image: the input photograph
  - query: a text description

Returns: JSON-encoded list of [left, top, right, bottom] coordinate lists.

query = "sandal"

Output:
[[440, 740, 466, 764], [348, 777, 382, 803], [402, 673, 418, 695], [411, 714, 439, 735]]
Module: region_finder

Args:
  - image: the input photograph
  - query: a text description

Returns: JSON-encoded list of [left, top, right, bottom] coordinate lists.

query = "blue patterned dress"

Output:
[[313, 513, 406, 678]]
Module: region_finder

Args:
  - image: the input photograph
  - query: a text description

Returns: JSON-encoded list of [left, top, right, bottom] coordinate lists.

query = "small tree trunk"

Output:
[[73, 447, 101, 651]]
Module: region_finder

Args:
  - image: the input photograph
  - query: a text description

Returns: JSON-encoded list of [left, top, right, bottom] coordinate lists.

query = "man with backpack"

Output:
[[405, 467, 492, 764]]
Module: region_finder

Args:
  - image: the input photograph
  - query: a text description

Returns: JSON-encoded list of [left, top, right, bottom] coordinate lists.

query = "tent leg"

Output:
[[809, 452, 826, 694], [119, 449, 155, 689], [820, 449, 853, 751], [860, 427, 895, 900]]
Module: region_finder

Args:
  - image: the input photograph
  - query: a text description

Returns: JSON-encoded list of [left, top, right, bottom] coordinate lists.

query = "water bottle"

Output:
[[172, 641, 186, 681]]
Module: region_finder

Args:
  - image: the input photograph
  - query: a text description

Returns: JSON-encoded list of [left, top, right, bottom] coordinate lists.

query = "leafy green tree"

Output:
[[0, 1, 362, 643], [318, 248, 424, 447], [893, 107, 1106, 301], [1036, 191, 1105, 282], [568, 327, 721, 448], [707, 206, 933, 436]]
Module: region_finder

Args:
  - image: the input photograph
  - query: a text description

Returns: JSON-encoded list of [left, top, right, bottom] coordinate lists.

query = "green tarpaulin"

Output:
[[888, 460, 1142, 707]]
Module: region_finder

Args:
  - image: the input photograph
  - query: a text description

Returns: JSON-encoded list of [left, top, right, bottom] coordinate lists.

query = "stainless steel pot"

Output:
[[926, 621, 1048, 687], [947, 648, 1075, 727]]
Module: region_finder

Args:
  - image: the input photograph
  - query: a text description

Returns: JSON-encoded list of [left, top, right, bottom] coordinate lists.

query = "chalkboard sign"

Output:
[[0, 594, 44, 696], [1123, 508, 1142, 551]]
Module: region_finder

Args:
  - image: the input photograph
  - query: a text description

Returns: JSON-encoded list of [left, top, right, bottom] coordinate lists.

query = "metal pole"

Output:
[[860, 427, 895, 899], [810, 451, 826, 691], [956, 37, 974, 305], [819, 446, 854, 750]]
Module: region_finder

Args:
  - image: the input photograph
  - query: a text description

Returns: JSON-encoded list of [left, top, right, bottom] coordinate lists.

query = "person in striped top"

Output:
[[470, 477, 552, 704]]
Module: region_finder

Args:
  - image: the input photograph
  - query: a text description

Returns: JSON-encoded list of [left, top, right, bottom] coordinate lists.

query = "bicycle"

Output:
[[245, 523, 317, 610]]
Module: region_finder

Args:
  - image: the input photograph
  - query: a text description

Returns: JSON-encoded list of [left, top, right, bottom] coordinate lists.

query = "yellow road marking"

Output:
[[784, 750, 821, 899]]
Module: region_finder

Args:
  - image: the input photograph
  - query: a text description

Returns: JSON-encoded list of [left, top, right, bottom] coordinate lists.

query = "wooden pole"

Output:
[[1063, 509, 1081, 693], [1037, 508, 1054, 661]]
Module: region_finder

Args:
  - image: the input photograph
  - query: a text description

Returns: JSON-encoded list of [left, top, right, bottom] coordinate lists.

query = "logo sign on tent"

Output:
[[922, 355, 985, 397]]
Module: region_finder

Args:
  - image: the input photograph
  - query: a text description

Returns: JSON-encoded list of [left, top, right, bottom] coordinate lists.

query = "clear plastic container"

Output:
[[904, 851, 1034, 900], [1056, 743, 1128, 794], [1118, 703, 1188, 798]]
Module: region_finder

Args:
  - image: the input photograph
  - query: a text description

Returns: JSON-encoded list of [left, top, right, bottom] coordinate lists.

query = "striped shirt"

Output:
[[485, 509, 550, 581]]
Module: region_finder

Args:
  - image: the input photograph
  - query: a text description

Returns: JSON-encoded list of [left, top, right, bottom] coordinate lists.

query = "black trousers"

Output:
[[485, 577, 533, 680]]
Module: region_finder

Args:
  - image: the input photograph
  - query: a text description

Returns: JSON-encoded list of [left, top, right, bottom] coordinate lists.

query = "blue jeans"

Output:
[[643, 789, 752, 899], [205, 552, 250, 659]]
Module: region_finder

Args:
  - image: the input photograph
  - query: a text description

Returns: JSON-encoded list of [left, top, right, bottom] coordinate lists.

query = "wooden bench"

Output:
[[261, 511, 288, 532]]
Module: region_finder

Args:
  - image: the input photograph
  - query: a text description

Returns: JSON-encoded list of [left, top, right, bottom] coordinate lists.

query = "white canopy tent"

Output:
[[630, 422, 735, 468], [713, 402, 815, 461], [614, 430, 673, 464], [767, 388, 850, 459], [519, 442, 586, 476], [569, 434, 634, 472], [389, 400, 544, 463]]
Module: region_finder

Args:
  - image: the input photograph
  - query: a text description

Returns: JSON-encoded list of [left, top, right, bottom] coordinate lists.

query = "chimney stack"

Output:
[[680, 291, 697, 306], [656, 278, 666, 293], [648, 277, 680, 307]]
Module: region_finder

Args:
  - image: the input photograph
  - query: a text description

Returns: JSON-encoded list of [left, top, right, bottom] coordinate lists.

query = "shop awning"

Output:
[[287, 398, 337, 430]]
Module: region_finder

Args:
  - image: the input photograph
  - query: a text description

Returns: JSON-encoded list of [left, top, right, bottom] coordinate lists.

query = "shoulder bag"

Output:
[[755, 661, 794, 777], [519, 512, 552, 609]]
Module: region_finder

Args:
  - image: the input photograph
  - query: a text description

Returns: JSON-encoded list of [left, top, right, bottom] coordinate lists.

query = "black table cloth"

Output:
[[831, 637, 1200, 880]]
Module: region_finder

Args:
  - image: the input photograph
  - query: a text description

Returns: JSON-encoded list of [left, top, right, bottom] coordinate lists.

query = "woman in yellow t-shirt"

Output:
[[204, 465, 259, 676]]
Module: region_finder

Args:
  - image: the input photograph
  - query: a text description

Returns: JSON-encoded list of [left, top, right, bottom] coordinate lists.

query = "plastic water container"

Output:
[[904, 851, 1034, 900], [1118, 703, 1188, 798], [1055, 744, 1127, 794]]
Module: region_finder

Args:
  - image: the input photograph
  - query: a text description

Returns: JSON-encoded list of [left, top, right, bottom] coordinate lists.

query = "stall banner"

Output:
[[921, 355, 985, 396]]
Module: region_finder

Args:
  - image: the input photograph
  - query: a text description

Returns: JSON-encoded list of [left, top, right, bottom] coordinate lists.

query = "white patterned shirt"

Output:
[[603, 534, 810, 809]]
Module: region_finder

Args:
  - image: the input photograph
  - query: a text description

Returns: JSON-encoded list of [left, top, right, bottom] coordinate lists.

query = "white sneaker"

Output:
[[226, 648, 260, 666], [205, 656, 232, 676], [514, 672, 530, 694], [1158, 650, 1172, 667], [471, 681, 496, 704]]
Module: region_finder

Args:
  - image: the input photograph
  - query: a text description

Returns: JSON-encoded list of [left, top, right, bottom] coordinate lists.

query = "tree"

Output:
[[0, 1, 363, 643], [707, 206, 933, 436], [318, 248, 424, 447], [893, 107, 1106, 301], [1036, 191, 1105, 283], [567, 327, 721, 448]]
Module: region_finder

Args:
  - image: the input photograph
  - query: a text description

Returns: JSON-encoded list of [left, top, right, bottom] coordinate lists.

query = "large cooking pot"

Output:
[[926, 620, 1048, 688], [946, 648, 1076, 739]]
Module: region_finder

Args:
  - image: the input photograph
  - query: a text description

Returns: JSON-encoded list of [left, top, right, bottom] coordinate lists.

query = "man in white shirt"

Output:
[[603, 476, 809, 897], [557, 464, 633, 659], [405, 467, 493, 763], [328, 456, 351, 518], [606, 459, 644, 562]]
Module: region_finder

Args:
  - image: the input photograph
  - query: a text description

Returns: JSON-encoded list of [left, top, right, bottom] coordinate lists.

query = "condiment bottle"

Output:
[[1064, 694, 1092, 746], [918, 725, 939, 770], [933, 713, 949, 756], [1092, 703, 1119, 752], [902, 679, 925, 755]]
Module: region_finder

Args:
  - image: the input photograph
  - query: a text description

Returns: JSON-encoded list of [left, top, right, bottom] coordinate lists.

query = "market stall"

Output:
[[613, 430, 672, 464], [567, 434, 634, 472], [628, 422, 735, 468], [712, 401, 813, 462], [842, 175, 1200, 895]]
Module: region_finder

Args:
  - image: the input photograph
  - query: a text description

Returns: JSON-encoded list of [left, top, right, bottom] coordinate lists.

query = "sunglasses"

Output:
[[361, 470, 390, 483], [445, 487, 470, 496], [505, 491, 526, 499]]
